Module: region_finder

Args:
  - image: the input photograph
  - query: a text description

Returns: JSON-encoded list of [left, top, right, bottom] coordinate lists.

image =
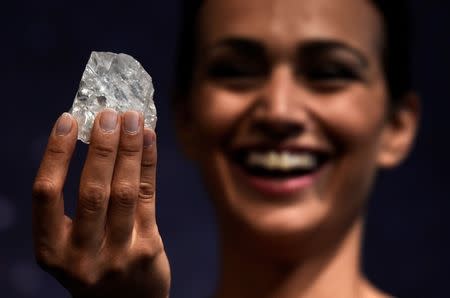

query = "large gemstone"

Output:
[[70, 51, 156, 143]]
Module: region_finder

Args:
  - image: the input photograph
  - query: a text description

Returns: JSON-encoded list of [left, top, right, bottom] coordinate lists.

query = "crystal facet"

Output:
[[70, 51, 156, 143]]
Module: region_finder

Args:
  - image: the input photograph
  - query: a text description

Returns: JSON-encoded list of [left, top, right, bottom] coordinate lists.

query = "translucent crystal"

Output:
[[69, 51, 156, 143]]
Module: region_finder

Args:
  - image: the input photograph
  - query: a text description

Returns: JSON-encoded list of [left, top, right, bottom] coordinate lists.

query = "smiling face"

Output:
[[177, 0, 418, 255]]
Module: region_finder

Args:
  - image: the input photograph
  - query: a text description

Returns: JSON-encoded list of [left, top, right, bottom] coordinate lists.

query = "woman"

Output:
[[32, 0, 419, 297]]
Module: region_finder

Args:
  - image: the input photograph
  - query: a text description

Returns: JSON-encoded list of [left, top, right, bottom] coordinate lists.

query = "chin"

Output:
[[200, 152, 336, 255], [203, 148, 373, 259]]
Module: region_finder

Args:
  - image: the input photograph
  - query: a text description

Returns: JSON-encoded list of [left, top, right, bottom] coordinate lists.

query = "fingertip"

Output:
[[54, 113, 74, 137], [99, 109, 120, 134], [143, 128, 156, 149]]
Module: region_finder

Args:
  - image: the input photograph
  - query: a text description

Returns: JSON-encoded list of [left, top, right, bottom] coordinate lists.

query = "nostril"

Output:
[[251, 120, 304, 140]]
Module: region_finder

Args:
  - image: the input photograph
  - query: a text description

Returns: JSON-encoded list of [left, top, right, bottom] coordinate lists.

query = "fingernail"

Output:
[[100, 109, 118, 132], [143, 129, 155, 148], [55, 113, 73, 136], [123, 111, 140, 134]]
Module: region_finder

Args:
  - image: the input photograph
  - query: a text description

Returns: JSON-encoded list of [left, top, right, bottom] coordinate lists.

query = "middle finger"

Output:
[[73, 109, 120, 251], [107, 111, 144, 248]]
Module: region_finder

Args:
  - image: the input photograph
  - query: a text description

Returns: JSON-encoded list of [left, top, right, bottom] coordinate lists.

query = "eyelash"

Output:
[[207, 62, 265, 79], [205, 61, 360, 88], [302, 65, 359, 81]]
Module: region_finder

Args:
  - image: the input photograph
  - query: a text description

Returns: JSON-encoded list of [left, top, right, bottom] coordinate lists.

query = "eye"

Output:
[[298, 61, 364, 93], [208, 60, 264, 79], [206, 59, 267, 90], [304, 63, 359, 81]]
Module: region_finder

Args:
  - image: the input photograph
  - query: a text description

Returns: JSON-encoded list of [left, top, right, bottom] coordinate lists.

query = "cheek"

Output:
[[315, 85, 388, 151], [316, 85, 388, 210], [192, 86, 252, 142]]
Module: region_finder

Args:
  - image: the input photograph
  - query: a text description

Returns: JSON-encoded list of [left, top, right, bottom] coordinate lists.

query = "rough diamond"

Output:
[[69, 51, 156, 143]]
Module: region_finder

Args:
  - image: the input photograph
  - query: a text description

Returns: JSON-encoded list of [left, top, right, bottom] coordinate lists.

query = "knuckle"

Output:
[[141, 156, 156, 169], [91, 143, 116, 159], [134, 252, 156, 268], [135, 246, 158, 262], [34, 243, 61, 271], [47, 145, 66, 156], [136, 249, 164, 269], [112, 183, 138, 208], [32, 178, 59, 203], [118, 144, 141, 158], [67, 258, 97, 287], [152, 234, 165, 253], [137, 233, 164, 258], [138, 182, 154, 202], [79, 183, 108, 213]]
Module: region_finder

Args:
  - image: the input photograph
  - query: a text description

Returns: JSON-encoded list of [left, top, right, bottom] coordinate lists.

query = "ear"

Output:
[[174, 99, 199, 161], [376, 93, 420, 168]]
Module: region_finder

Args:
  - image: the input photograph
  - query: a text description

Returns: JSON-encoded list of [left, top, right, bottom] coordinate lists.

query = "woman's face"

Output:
[[179, 0, 413, 251]]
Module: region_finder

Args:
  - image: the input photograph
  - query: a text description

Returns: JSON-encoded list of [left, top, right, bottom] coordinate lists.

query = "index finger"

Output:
[[32, 113, 77, 253]]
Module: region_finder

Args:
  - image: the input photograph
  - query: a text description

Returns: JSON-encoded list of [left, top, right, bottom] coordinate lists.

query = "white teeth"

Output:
[[247, 151, 317, 171]]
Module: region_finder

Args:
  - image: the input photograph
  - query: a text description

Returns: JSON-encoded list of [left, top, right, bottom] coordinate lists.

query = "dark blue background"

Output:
[[0, 0, 448, 297]]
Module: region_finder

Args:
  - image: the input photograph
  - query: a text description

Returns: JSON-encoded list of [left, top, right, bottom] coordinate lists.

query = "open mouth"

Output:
[[228, 145, 331, 196], [230, 146, 331, 179]]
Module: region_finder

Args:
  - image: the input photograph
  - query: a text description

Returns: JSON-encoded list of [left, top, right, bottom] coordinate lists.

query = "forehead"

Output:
[[198, 0, 383, 57]]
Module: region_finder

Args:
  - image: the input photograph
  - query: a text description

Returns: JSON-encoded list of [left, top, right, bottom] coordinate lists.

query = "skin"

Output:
[[177, 0, 419, 297], [32, 0, 419, 297], [32, 111, 170, 297]]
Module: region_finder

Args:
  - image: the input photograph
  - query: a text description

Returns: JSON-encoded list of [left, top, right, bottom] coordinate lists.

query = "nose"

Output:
[[251, 64, 305, 140], [262, 64, 294, 117]]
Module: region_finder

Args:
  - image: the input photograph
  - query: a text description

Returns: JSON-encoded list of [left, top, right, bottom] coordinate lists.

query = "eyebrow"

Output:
[[203, 38, 369, 69], [298, 40, 369, 69], [204, 38, 265, 57]]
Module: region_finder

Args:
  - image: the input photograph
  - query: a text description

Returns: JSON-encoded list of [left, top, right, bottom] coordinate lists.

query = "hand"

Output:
[[32, 110, 170, 298]]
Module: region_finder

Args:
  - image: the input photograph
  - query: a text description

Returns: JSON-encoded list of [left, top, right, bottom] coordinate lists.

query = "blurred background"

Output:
[[0, 0, 448, 297]]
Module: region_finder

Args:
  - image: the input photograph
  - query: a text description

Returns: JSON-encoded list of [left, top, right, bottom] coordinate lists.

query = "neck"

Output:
[[215, 217, 373, 298]]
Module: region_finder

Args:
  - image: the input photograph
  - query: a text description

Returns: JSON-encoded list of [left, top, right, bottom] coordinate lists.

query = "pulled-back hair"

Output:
[[173, 0, 413, 110]]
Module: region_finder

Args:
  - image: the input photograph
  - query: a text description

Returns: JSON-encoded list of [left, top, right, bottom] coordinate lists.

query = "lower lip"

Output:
[[232, 164, 325, 197]]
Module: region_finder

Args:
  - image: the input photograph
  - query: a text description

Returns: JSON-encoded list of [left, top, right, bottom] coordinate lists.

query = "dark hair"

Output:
[[173, 0, 413, 109]]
